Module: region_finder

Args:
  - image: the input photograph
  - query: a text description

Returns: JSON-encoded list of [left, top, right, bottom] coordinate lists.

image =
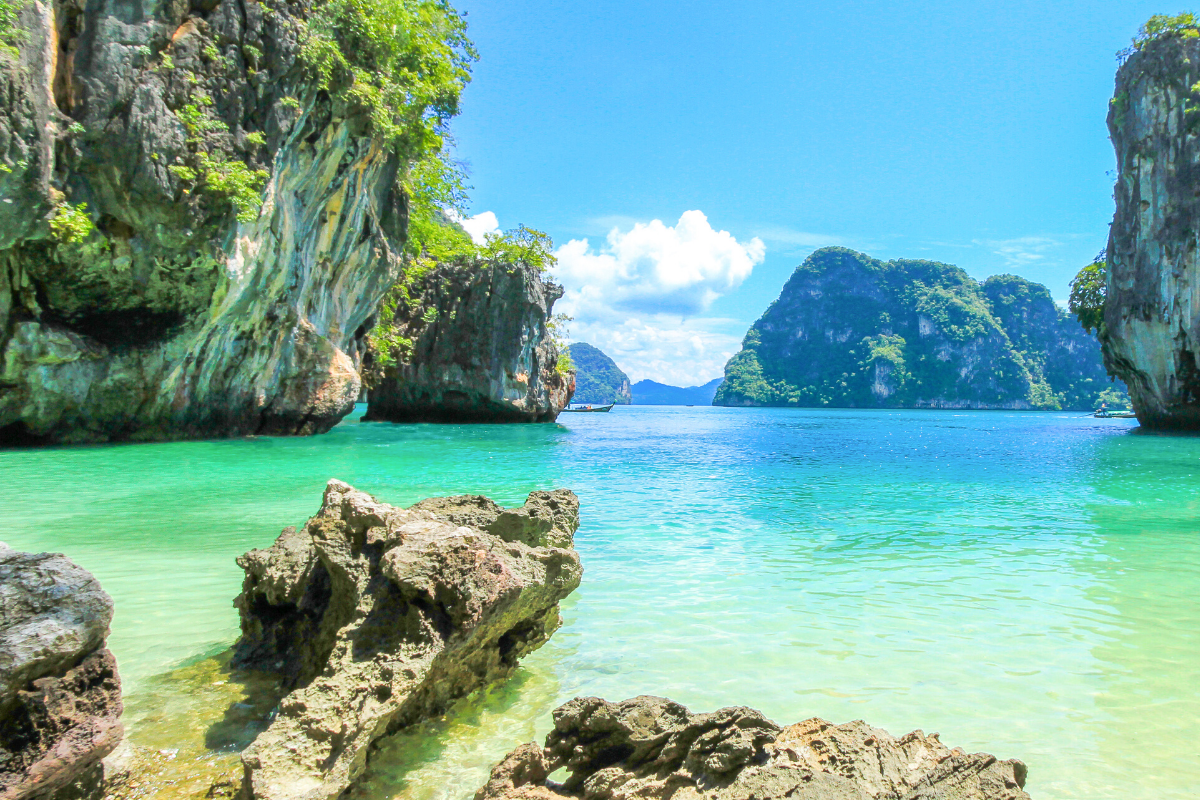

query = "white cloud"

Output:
[[549, 211, 764, 385], [447, 210, 501, 245], [553, 210, 764, 318], [566, 316, 743, 388], [972, 236, 1063, 269]]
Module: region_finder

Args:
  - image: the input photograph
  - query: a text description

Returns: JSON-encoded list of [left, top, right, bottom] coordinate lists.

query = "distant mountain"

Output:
[[715, 246, 1123, 410], [568, 343, 632, 404], [632, 378, 723, 405]]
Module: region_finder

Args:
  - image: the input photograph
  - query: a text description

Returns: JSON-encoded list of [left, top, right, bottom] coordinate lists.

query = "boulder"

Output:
[[0, 545, 122, 800], [474, 696, 1031, 800], [231, 481, 583, 800]]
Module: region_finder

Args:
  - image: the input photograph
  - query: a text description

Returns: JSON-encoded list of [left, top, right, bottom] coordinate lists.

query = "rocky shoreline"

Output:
[[475, 696, 1030, 800], [0, 545, 123, 800]]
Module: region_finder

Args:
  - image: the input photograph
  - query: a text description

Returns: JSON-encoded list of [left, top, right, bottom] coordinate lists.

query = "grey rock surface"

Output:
[[0, 0, 407, 444], [475, 696, 1031, 800], [231, 480, 583, 800], [364, 259, 573, 422], [0, 548, 122, 800], [1103, 34, 1200, 428]]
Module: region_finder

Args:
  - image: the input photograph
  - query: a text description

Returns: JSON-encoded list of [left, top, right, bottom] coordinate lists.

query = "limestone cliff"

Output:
[[364, 259, 573, 423], [0, 0, 453, 444], [1102, 30, 1200, 428], [716, 247, 1118, 410]]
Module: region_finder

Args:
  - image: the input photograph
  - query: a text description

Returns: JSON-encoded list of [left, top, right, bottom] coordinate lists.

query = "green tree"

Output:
[[1069, 259, 1107, 335], [0, 0, 22, 60]]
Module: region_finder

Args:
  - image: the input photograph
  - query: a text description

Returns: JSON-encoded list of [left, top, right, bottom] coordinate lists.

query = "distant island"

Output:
[[715, 247, 1125, 410], [632, 378, 723, 405], [567, 343, 632, 404]]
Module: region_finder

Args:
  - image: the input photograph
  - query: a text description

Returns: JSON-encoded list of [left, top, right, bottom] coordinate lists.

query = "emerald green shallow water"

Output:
[[2, 406, 1198, 799]]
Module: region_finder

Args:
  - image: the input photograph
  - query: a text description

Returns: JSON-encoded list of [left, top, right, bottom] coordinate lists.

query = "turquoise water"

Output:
[[1, 406, 1197, 799]]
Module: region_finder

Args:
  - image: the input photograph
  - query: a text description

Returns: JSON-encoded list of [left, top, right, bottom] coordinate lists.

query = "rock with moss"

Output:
[[567, 343, 631, 405], [714, 247, 1118, 410], [364, 258, 573, 422], [1100, 23, 1200, 428], [0, 0, 470, 444], [474, 695, 1030, 800], [231, 480, 583, 800], [0, 544, 122, 800]]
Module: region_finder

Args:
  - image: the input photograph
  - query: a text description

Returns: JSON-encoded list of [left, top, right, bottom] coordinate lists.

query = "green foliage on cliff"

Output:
[[568, 343, 631, 404], [301, 0, 476, 153], [172, 102, 269, 222], [715, 247, 1119, 411], [0, 0, 21, 59], [1069, 259, 1107, 334], [49, 203, 95, 244], [1132, 13, 1200, 50]]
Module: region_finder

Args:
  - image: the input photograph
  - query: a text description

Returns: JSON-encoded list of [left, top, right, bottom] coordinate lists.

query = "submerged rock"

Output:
[[364, 259, 573, 423], [1102, 32, 1200, 428], [0, 545, 122, 800], [475, 696, 1030, 800], [231, 480, 583, 800]]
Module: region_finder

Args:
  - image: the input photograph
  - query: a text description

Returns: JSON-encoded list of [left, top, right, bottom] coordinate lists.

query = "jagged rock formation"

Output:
[[1102, 32, 1200, 428], [716, 247, 1118, 410], [475, 696, 1030, 800], [365, 259, 573, 422], [231, 480, 583, 800], [0, 0, 414, 445], [567, 343, 630, 405], [0, 544, 122, 800]]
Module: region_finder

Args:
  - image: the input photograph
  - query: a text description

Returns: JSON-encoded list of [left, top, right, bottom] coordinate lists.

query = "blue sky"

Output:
[[449, 0, 1164, 385]]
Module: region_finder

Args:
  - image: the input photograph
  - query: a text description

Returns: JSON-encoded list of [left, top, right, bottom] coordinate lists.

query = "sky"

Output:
[[448, 0, 1166, 386]]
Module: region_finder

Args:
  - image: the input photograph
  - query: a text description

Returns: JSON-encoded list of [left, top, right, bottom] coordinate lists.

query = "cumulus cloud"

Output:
[[553, 210, 764, 318], [546, 211, 763, 385], [446, 210, 501, 245], [565, 316, 744, 388]]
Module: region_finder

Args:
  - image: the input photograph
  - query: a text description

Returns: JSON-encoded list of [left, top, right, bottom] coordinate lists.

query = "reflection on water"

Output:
[[1, 407, 1197, 799]]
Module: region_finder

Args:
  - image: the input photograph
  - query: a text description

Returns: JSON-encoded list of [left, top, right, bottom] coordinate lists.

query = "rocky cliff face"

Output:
[[474, 695, 1030, 800], [231, 480, 583, 800], [365, 259, 573, 422], [716, 247, 1117, 410], [0, 0, 411, 445], [0, 544, 122, 800], [1103, 33, 1200, 428]]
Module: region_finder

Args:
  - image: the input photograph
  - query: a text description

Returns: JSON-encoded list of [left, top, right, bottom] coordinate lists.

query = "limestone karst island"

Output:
[[1, 4, 1196, 800]]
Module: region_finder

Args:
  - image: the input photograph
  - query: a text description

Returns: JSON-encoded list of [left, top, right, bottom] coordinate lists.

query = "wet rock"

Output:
[[364, 259, 574, 423], [1102, 33, 1200, 428], [231, 481, 583, 800], [475, 696, 1031, 800], [0, 546, 122, 800]]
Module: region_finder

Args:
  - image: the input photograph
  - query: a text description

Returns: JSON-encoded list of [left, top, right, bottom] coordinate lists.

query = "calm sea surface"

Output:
[[1, 406, 1197, 799]]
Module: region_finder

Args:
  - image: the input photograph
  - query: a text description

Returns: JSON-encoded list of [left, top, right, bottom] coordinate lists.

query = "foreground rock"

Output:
[[232, 481, 583, 800], [0, 544, 122, 800], [476, 696, 1030, 800], [1102, 29, 1200, 428], [365, 259, 574, 422]]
